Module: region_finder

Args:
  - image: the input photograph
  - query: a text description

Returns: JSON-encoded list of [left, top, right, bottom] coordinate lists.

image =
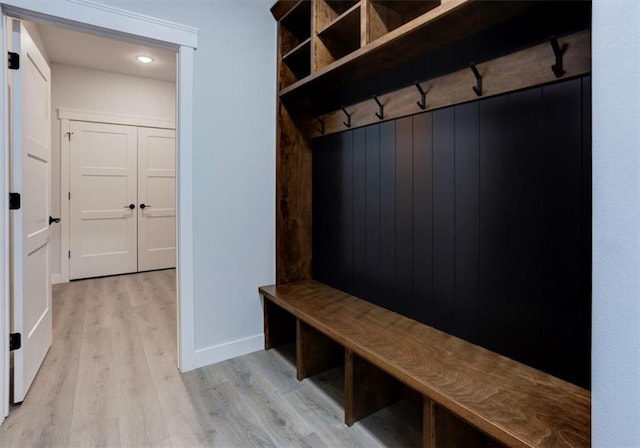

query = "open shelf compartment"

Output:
[[280, 0, 312, 55], [282, 37, 312, 82], [281, 0, 546, 102], [314, 3, 362, 71], [367, 0, 441, 43]]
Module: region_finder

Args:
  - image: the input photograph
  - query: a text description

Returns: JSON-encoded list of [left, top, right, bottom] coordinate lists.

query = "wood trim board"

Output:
[[57, 108, 175, 130], [308, 30, 591, 137]]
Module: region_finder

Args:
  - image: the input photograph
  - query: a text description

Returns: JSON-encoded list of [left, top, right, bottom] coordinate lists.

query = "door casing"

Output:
[[0, 0, 198, 424]]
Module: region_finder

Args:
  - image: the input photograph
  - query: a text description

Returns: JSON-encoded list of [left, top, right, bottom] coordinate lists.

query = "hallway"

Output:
[[0, 271, 420, 447]]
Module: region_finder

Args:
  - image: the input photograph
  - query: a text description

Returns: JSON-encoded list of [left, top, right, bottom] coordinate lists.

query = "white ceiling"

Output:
[[37, 23, 176, 82]]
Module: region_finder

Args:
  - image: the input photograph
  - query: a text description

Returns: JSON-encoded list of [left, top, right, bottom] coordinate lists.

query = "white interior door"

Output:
[[138, 127, 176, 271], [69, 121, 137, 279], [10, 20, 52, 403]]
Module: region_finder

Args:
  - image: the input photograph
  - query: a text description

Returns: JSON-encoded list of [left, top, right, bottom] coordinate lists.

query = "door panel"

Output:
[[69, 121, 137, 279], [10, 20, 52, 403], [138, 128, 176, 271]]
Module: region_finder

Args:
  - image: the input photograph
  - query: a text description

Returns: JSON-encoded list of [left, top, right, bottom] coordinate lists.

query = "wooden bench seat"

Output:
[[259, 280, 590, 448]]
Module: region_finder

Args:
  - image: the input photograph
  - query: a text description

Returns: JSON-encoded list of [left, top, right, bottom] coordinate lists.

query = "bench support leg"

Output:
[[296, 319, 343, 381], [423, 397, 502, 448], [423, 398, 436, 448], [344, 349, 402, 426], [264, 299, 296, 350]]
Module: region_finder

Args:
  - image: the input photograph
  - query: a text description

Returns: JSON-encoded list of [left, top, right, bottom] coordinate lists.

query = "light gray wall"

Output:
[[593, 1, 640, 446], [50, 63, 175, 280], [97, 0, 276, 358]]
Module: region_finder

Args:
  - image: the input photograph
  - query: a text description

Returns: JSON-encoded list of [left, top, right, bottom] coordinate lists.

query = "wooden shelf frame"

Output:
[[317, 2, 361, 37], [282, 37, 312, 80], [366, 0, 441, 43], [314, 0, 360, 30], [279, 0, 312, 60], [308, 30, 592, 138], [280, 0, 537, 101], [276, 1, 586, 106], [269, 1, 592, 445], [314, 2, 362, 70]]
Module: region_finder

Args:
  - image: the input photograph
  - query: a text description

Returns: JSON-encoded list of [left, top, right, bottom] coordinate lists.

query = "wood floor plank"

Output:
[[200, 381, 278, 447], [109, 277, 171, 446], [224, 357, 315, 445], [131, 274, 210, 446], [0, 271, 422, 447], [244, 345, 299, 395], [288, 432, 327, 448]]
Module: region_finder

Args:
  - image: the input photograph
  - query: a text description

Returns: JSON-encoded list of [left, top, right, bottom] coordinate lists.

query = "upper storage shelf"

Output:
[[279, 0, 313, 87], [280, 0, 312, 54], [367, 0, 440, 42], [272, 0, 541, 102], [315, 2, 362, 70]]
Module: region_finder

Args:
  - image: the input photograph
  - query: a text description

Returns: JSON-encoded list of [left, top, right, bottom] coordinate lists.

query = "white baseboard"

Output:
[[51, 274, 66, 285], [193, 333, 264, 369]]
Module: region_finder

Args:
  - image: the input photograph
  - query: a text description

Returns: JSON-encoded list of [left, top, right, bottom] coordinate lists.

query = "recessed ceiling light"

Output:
[[136, 55, 154, 64]]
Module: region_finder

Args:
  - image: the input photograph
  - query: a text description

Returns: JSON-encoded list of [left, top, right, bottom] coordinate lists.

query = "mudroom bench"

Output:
[[259, 281, 591, 448]]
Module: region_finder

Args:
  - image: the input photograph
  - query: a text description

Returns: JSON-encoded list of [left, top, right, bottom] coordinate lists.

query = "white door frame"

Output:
[[0, 0, 198, 422], [57, 109, 175, 284]]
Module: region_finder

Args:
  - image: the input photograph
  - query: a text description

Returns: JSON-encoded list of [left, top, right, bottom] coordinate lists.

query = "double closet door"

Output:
[[69, 121, 176, 280]]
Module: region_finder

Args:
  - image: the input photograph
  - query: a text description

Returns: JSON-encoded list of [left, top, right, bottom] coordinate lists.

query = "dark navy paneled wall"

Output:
[[312, 76, 592, 389]]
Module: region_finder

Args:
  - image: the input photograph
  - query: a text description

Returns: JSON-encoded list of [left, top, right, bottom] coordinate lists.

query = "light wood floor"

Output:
[[0, 271, 421, 447]]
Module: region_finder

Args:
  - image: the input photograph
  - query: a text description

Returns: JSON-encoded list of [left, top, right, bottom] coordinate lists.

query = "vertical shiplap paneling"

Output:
[[312, 133, 339, 286], [432, 108, 456, 334], [506, 88, 543, 366], [540, 79, 584, 385], [453, 102, 480, 342], [312, 135, 327, 283], [395, 117, 414, 316], [352, 128, 367, 298], [338, 131, 354, 292], [478, 95, 510, 354], [412, 112, 434, 325], [379, 122, 396, 306], [311, 77, 591, 388], [364, 125, 381, 304]]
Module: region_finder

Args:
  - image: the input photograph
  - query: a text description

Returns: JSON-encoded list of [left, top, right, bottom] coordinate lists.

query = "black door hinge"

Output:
[[8, 52, 19, 70], [10, 333, 21, 351], [68, 250, 71, 259], [9, 192, 20, 210]]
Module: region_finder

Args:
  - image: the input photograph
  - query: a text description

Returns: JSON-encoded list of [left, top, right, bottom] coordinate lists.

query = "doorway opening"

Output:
[[0, 1, 197, 422]]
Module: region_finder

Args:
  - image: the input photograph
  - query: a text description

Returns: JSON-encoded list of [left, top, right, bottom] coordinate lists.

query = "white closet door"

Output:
[[69, 121, 138, 279], [137, 127, 176, 271]]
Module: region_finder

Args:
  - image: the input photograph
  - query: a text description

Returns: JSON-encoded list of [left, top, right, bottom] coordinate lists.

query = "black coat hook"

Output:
[[372, 95, 384, 120], [415, 81, 427, 110], [341, 106, 351, 128], [316, 117, 325, 135], [549, 35, 565, 78], [469, 63, 482, 97]]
